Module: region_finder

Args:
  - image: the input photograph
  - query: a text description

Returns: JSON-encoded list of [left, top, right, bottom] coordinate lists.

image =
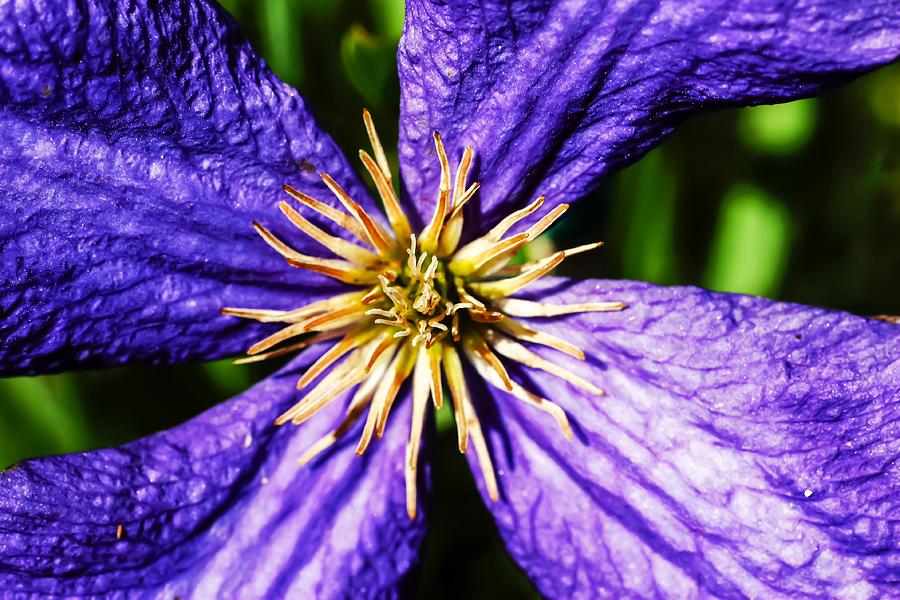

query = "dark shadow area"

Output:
[[413, 429, 540, 600]]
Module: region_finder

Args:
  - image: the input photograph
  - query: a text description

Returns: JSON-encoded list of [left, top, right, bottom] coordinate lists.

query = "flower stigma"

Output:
[[223, 110, 626, 519]]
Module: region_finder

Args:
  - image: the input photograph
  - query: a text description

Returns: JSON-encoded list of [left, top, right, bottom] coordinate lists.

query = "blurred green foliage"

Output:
[[703, 183, 790, 297], [616, 150, 679, 284], [2, 1, 898, 598], [737, 98, 818, 155]]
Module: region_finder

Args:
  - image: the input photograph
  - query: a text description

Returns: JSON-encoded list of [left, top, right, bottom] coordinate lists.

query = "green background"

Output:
[[3, 1, 899, 597]]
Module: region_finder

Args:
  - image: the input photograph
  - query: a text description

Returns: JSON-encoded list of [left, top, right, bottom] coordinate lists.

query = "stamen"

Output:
[[375, 344, 417, 438], [251, 220, 313, 263], [443, 346, 498, 500], [285, 257, 380, 285], [361, 287, 384, 305], [283, 184, 369, 243], [297, 346, 394, 466], [219, 307, 297, 322], [300, 304, 368, 332], [247, 322, 312, 356], [453, 148, 474, 207], [365, 332, 397, 372], [465, 394, 500, 502], [464, 343, 574, 440], [377, 274, 409, 310], [448, 182, 480, 222], [485, 330, 604, 395], [494, 241, 605, 277], [274, 297, 367, 323], [484, 196, 545, 241], [416, 250, 427, 276], [419, 132, 452, 252], [426, 330, 449, 349], [367, 308, 401, 320], [521, 203, 569, 240], [496, 317, 586, 360], [467, 334, 514, 391], [359, 150, 412, 242], [406, 345, 432, 519], [410, 320, 430, 348], [222, 291, 366, 324], [448, 197, 545, 271], [369, 308, 411, 336], [247, 305, 365, 355], [468, 251, 565, 298], [406, 235, 420, 275], [447, 302, 473, 315], [874, 315, 900, 324], [356, 345, 411, 455], [254, 221, 380, 283], [456, 286, 504, 322], [275, 346, 368, 425], [297, 399, 367, 466], [441, 345, 470, 453], [429, 348, 444, 409], [233, 340, 313, 365], [562, 241, 605, 257], [424, 255, 439, 281], [296, 328, 375, 389], [469, 308, 505, 323], [287, 365, 367, 425], [278, 201, 381, 265], [468, 232, 531, 275], [320, 173, 394, 255], [455, 283, 486, 309], [413, 283, 441, 314], [428, 319, 448, 332], [438, 146, 476, 256], [362, 108, 392, 183], [233, 330, 346, 365]]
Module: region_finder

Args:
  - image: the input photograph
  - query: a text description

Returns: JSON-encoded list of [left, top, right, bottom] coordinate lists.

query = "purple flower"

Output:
[[1, 0, 898, 597]]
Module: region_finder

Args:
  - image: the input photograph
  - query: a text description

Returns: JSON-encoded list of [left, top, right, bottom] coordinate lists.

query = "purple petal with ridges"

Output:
[[469, 277, 900, 598], [0, 349, 426, 598], [398, 0, 900, 227], [0, 0, 376, 375]]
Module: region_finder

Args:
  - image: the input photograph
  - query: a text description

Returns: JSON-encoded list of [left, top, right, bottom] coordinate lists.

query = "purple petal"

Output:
[[0, 0, 374, 374], [398, 0, 900, 225], [470, 278, 900, 597], [0, 349, 426, 597]]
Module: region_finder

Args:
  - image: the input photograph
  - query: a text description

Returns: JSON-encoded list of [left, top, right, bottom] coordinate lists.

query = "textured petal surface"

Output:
[[398, 0, 900, 225], [0, 349, 425, 598], [469, 278, 900, 599], [0, 0, 374, 375]]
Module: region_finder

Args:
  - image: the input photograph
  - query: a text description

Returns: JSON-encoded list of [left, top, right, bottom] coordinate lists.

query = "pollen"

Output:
[[223, 110, 626, 519]]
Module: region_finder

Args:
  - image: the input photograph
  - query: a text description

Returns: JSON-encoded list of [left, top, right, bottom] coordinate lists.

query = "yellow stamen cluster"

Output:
[[223, 110, 625, 519]]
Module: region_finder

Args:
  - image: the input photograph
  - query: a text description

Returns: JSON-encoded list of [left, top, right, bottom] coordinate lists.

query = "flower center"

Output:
[[223, 110, 625, 519], [365, 235, 466, 349]]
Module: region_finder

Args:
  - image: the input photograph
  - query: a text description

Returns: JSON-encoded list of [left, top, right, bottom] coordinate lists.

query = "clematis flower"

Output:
[[0, 0, 898, 597]]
